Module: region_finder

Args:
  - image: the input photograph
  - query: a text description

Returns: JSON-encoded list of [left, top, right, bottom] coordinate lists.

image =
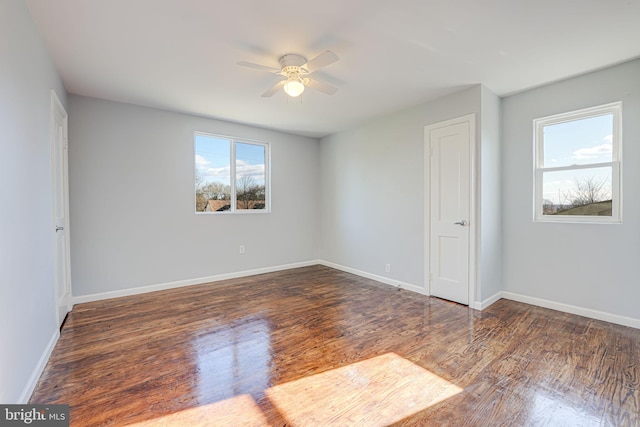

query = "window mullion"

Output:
[[230, 139, 237, 212]]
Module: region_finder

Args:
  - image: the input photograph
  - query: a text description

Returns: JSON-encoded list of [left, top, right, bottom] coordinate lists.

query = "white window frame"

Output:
[[194, 132, 271, 214], [533, 102, 622, 223]]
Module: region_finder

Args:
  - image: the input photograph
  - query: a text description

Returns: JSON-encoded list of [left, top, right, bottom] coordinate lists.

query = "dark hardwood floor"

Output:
[[30, 265, 639, 426]]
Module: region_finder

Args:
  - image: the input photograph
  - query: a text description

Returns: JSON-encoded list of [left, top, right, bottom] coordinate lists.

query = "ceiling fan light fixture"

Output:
[[239, 51, 338, 98], [283, 77, 305, 97]]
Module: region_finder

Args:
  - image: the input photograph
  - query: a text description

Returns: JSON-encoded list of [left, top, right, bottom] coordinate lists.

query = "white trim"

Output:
[[194, 132, 271, 214], [318, 260, 428, 296], [472, 291, 503, 311], [423, 126, 430, 296], [50, 90, 73, 326], [73, 259, 427, 306], [502, 291, 640, 330], [469, 115, 478, 309], [72, 261, 640, 330], [533, 101, 622, 223], [424, 114, 477, 306], [72, 260, 318, 304], [19, 329, 59, 403]]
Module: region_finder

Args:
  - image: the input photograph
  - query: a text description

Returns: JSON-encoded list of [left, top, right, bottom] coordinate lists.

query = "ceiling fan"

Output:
[[237, 51, 339, 98]]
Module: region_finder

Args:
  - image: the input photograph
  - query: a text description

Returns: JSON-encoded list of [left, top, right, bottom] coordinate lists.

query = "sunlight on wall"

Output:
[[125, 352, 462, 426]]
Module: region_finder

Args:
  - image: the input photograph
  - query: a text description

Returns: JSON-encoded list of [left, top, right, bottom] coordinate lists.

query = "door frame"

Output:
[[51, 90, 72, 325], [424, 113, 477, 306]]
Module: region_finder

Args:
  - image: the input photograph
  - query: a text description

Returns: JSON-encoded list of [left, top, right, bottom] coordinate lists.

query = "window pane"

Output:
[[195, 135, 231, 212], [541, 167, 612, 216], [543, 114, 613, 167], [235, 142, 266, 210]]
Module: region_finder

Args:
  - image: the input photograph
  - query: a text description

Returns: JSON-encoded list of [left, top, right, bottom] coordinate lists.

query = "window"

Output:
[[534, 102, 621, 223], [194, 133, 270, 213]]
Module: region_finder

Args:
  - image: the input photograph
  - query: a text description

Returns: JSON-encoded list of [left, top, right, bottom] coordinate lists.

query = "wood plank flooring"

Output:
[[30, 265, 640, 426]]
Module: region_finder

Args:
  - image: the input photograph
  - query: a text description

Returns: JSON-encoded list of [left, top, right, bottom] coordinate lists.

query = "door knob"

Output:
[[454, 220, 468, 226], [56, 226, 64, 232]]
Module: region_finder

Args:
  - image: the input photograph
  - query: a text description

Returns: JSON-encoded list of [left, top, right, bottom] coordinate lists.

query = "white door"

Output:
[[426, 115, 474, 305], [51, 91, 72, 326]]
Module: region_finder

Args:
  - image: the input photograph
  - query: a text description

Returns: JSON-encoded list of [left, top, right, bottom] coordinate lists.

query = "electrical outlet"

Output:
[[385, 264, 391, 273], [239, 245, 245, 254]]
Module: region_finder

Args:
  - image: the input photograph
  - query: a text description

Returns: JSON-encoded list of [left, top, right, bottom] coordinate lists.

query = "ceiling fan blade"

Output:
[[261, 80, 286, 97], [303, 78, 338, 95], [237, 61, 280, 73], [303, 51, 339, 74]]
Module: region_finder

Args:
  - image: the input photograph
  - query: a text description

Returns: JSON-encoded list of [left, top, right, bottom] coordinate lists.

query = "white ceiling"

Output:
[[26, 0, 640, 138]]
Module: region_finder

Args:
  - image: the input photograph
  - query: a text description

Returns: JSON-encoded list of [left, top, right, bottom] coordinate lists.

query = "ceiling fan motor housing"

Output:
[[279, 54, 307, 68], [279, 54, 310, 79]]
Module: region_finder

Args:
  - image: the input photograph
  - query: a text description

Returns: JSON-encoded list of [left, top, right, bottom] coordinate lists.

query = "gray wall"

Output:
[[478, 87, 503, 302], [69, 96, 320, 297], [318, 86, 485, 295], [0, 0, 68, 403], [502, 59, 640, 320]]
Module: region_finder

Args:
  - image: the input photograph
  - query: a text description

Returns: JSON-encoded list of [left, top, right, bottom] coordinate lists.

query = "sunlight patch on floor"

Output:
[[266, 352, 462, 426], [124, 352, 461, 426], [124, 394, 268, 426]]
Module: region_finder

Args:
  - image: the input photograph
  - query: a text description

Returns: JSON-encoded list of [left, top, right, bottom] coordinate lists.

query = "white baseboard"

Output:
[[72, 260, 320, 304], [72, 260, 640, 330], [318, 260, 428, 296], [20, 328, 59, 403], [501, 291, 640, 330], [471, 291, 503, 311]]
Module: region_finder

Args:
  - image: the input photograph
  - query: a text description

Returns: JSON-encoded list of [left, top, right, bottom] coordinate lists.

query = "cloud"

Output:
[[203, 165, 231, 178], [572, 143, 612, 160], [236, 160, 265, 178], [195, 154, 210, 171], [197, 158, 265, 185]]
